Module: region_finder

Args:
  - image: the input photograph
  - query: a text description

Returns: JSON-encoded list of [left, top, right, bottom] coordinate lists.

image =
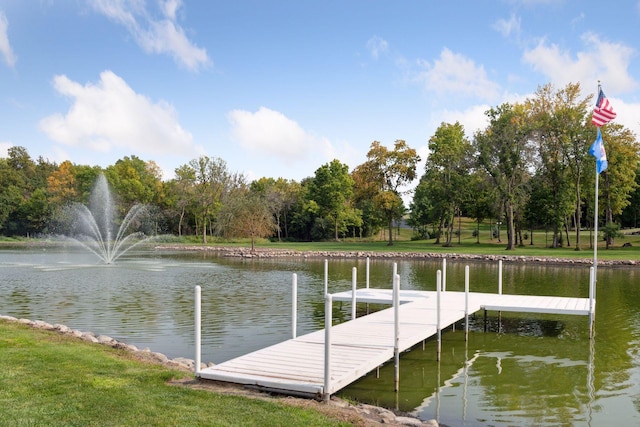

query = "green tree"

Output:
[[474, 103, 534, 250], [356, 140, 420, 246], [105, 156, 164, 214], [527, 83, 590, 248], [599, 124, 639, 247], [421, 122, 473, 246], [308, 159, 357, 241]]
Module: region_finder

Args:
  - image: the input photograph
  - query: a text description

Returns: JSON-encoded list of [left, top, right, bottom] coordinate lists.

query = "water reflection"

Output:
[[1, 248, 639, 425]]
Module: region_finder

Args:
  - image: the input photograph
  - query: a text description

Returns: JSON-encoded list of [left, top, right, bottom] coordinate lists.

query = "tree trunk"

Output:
[[506, 202, 516, 250], [387, 214, 394, 246], [178, 207, 185, 237]]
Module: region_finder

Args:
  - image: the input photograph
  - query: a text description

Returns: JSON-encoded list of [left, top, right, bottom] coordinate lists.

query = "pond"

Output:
[[0, 246, 638, 426]]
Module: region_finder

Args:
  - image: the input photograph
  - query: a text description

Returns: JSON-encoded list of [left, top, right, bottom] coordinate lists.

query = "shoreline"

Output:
[[0, 314, 434, 426], [154, 244, 639, 266]]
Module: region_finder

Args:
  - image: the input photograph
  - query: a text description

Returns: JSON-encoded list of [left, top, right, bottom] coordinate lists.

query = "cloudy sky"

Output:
[[1, 1, 639, 186]]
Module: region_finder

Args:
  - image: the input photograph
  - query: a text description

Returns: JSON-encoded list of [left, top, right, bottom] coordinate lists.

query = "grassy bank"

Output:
[[165, 226, 640, 262], [0, 320, 358, 427]]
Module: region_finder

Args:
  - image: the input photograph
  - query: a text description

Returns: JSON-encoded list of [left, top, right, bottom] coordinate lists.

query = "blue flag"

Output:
[[589, 128, 608, 174]]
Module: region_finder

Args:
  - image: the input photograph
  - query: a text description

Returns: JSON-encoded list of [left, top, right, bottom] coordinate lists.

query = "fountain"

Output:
[[60, 174, 153, 264]]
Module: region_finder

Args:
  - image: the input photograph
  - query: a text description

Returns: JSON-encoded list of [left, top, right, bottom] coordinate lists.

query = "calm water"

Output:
[[1, 246, 638, 426]]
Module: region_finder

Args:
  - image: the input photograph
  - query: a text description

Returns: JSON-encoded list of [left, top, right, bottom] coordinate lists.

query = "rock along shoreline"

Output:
[[155, 244, 638, 266]]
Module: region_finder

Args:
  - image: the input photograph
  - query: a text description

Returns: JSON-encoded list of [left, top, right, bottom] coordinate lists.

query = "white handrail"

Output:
[[465, 265, 469, 341], [292, 273, 297, 339], [351, 267, 357, 320], [436, 269, 442, 361], [195, 285, 201, 375], [323, 293, 333, 402], [393, 272, 400, 392]]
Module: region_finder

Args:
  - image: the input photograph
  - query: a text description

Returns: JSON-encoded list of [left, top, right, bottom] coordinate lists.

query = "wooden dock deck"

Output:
[[196, 287, 593, 398]]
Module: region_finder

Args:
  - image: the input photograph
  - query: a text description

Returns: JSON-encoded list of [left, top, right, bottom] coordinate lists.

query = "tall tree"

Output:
[[308, 159, 357, 241], [188, 156, 228, 244], [474, 103, 533, 250], [216, 188, 278, 252], [356, 140, 420, 245], [527, 83, 590, 248], [599, 124, 639, 247], [421, 122, 473, 246]]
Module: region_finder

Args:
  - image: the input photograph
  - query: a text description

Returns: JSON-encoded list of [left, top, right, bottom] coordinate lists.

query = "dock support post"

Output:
[[464, 265, 469, 341], [442, 258, 447, 292], [195, 285, 201, 376], [323, 259, 328, 298], [292, 273, 297, 339], [393, 273, 400, 392], [436, 270, 442, 361], [366, 257, 370, 289], [351, 267, 357, 320], [589, 267, 596, 338], [324, 293, 333, 402], [498, 260, 503, 295]]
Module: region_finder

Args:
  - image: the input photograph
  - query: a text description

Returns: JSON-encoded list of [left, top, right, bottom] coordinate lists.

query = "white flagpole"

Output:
[[593, 167, 599, 281]]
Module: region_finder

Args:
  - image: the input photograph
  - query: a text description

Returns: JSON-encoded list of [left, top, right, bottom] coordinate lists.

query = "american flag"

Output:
[[591, 88, 616, 127]]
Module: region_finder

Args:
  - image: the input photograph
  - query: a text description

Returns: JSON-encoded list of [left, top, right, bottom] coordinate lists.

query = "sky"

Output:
[[1, 1, 639, 193]]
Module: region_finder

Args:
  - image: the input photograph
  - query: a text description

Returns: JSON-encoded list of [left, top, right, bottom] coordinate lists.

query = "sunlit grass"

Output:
[[0, 321, 354, 427]]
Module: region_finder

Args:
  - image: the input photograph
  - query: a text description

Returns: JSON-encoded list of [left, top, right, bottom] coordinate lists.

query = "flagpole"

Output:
[[593, 163, 599, 279], [591, 81, 601, 337]]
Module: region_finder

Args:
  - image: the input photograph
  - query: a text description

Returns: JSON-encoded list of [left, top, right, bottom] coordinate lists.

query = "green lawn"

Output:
[[0, 321, 356, 427], [178, 223, 640, 262]]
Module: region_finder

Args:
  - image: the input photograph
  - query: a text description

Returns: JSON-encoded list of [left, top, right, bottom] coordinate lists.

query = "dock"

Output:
[[195, 265, 595, 400]]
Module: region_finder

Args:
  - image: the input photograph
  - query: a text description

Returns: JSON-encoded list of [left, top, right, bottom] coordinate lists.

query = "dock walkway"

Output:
[[196, 287, 593, 398]]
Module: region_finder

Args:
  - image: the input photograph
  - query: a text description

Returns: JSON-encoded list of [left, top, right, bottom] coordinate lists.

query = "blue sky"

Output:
[[1, 1, 639, 189]]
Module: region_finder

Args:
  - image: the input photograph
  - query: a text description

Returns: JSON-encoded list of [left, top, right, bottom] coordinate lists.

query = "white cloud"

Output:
[[367, 36, 389, 59], [608, 97, 640, 139], [89, 0, 209, 71], [0, 11, 17, 67], [39, 70, 198, 158], [415, 48, 502, 101], [0, 141, 12, 157], [522, 33, 637, 94], [493, 13, 521, 39], [227, 107, 328, 163]]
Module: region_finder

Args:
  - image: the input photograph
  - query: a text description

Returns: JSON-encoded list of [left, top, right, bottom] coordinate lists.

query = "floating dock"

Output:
[[196, 264, 594, 400]]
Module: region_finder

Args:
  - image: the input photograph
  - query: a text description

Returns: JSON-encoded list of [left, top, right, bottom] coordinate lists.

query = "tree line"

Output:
[[1, 83, 638, 250]]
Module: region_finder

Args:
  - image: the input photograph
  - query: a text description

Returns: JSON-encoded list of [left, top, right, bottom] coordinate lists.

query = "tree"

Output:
[[474, 103, 534, 250], [308, 159, 357, 241], [170, 164, 197, 236], [598, 124, 639, 247], [356, 140, 420, 245], [527, 83, 590, 248], [47, 160, 79, 208], [420, 122, 473, 246], [105, 156, 164, 213], [251, 177, 300, 241], [216, 188, 278, 252], [185, 156, 232, 244]]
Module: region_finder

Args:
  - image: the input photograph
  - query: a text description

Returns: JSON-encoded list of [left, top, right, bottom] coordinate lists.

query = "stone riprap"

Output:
[[155, 245, 638, 266]]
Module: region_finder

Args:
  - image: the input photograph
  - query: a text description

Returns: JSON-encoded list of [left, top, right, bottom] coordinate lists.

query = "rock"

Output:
[[172, 357, 195, 369], [151, 352, 169, 363], [97, 335, 117, 345], [395, 416, 425, 426], [423, 420, 439, 427], [54, 324, 71, 333]]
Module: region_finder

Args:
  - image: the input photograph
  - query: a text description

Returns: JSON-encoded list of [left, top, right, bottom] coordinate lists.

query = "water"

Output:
[[0, 247, 639, 426]]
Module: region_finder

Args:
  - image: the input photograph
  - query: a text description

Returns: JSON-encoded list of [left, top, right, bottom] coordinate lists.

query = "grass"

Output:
[[167, 218, 640, 262], [0, 321, 356, 427]]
